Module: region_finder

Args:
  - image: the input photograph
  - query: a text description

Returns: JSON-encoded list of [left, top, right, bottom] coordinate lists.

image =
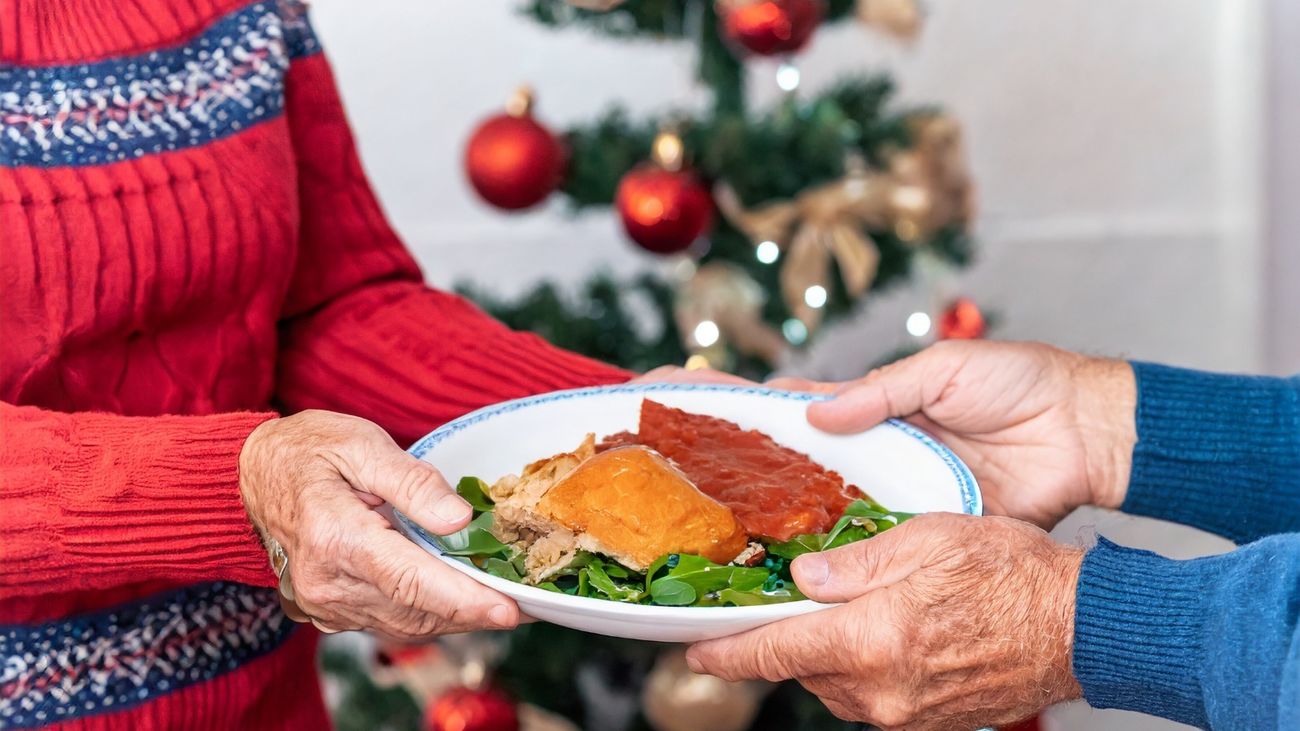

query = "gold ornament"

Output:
[[519, 704, 582, 731], [885, 113, 976, 242], [714, 113, 973, 333], [857, 0, 924, 41], [642, 649, 769, 731], [675, 262, 788, 365]]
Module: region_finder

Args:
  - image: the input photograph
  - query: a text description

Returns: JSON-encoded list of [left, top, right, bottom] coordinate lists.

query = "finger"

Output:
[[806, 348, 957, 434], [765, 376, 839, 394], [790, 514, 950, 603], [361, 527, 521, 634], [336, 430, 473, 536], [685, 603, 858, 682]]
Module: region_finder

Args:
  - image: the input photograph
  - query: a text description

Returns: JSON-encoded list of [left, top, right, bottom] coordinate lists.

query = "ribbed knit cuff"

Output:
[[1073, 538, 1210, 729], [1122, 361, 1300, 543], [2, 406, 280, 600]]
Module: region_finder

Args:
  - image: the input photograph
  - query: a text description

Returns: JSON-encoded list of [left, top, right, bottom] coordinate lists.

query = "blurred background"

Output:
[[307, 1, 1299, 730]]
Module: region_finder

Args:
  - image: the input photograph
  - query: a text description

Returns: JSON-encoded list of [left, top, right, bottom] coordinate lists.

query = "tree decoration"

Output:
[[937, 297, 985, 340], [717, 0, 825, 57], [642, 649, 769, 731], [464, 87, 566, 211], [675, 262, 787, 367], [425, 686, 519, 731], [857, 0, 924, 41], [616, 129, 714, 254]]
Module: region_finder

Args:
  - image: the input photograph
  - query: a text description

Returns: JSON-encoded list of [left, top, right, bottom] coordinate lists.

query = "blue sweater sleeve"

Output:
[[1121, 362, 1300, 543], [1073, 535, 1300, 730]]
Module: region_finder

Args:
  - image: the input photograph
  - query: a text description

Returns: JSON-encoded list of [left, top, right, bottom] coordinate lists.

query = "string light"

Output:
[[906, 311, 932, 337], [804, 285, 828, 309], [693, 320, 720, 347], [684, 354, 710, 371], [756, 240, 780, 264], [776, 62, 801, 92], [782, 318, 808, 345]]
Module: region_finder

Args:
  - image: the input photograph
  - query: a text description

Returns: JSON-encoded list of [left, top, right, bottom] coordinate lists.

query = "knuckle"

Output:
[[386, 562, 430, 609], [395, 465, 444, 513]]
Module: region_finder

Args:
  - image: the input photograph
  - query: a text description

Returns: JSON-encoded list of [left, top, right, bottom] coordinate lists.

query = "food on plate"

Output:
[[428, 399, 913, 607], [601, 399, 859, 541], [490, 437, 749, 578]]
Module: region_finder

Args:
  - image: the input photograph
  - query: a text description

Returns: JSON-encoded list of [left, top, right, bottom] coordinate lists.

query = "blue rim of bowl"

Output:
[[396, 383, 982, 612]]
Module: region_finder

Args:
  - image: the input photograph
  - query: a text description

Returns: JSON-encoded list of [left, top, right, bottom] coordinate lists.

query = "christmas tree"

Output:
[[458, 0, 980, 379], [324, 2, 991, 730]]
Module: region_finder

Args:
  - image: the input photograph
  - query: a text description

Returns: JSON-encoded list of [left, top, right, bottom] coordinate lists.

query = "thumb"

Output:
[[790, 515, 943, 602], [805, 348, 949, 434], [338, 427, 474, 536]]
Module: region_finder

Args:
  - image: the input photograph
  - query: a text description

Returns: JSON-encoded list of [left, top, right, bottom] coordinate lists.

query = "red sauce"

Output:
[[601, 400, 859, 541]]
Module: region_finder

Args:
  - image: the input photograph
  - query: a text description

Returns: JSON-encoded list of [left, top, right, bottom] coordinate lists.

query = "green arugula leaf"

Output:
[[658, 554, 770, 597], [436, 513, 510, 557], [456, 476, 495, 513], [585, 562, 647, 603], [765, 533, 825, 560], [483, 557, 523, 582], [704, 585, 808, 606], [649, 578, 696, 606], [644, 554, 671, 592]]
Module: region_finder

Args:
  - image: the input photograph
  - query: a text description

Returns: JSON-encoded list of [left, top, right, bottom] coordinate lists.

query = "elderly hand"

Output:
[[771, 340, 1136, 528], [238, 410, 519, 638], [686, 513, 1084, 730]]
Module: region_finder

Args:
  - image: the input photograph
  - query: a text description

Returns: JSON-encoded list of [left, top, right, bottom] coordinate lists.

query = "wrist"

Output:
[[1043, 544, 1086, 704], [1073, 357, 1135, 510], [238, 417, 280, 545]]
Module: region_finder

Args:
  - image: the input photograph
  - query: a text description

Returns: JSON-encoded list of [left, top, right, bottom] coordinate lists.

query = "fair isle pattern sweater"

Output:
[[0, 1, 627, 728]]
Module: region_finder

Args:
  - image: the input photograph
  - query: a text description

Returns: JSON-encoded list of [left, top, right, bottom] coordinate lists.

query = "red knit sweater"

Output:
[[0, 2, 628, 728]]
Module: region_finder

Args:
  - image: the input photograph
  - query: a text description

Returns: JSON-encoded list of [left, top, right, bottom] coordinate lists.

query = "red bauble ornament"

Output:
[[464, 88, 565, 211], [616, 131, 713, 255], [425, 686, 519, 731], [938, 297, 986, 340], [718, 0, 824, 57]]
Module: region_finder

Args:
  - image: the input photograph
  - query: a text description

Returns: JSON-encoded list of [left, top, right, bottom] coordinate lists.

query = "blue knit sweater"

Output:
[[1071, 362, 1300, 730]]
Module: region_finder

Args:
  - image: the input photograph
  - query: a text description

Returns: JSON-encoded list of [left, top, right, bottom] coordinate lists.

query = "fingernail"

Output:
[[433, 494, 472, 524], [685, 650, 705, 674], [794, 554, 830, 586], [488, 605, 513, 628]]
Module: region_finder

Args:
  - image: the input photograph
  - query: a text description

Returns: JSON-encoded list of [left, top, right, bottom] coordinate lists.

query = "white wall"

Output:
[[310, 0, 1277, 377], [310, 2, 1286, 729]]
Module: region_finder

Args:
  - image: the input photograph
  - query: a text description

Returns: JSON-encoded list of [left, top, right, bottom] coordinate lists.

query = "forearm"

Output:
[[1120, 362, 1300, 543], [0, 403, 277, 602], [1072, 534, 1300, 730], [276, 280, 631, 446]]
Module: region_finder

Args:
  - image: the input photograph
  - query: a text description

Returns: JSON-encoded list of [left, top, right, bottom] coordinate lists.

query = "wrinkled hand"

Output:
[[771, 341, 1136, 528], [687, 513, 1084, 730], [239, 410, 519, 638]]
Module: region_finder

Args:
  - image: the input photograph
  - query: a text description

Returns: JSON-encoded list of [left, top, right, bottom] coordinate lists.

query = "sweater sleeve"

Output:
[[1121, 362, 1300, 543], [1072, 535, 1300, 730], [274, 44, 629, 447], [0, 402, 278, 602]]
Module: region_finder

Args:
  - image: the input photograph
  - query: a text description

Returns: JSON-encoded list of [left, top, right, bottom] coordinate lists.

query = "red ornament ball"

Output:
[[938, 297, 986, 340], [425, 686, 519, 731], [719, 0, 824, 57], [464, 111, 565, 211], [616, 165, 714, 255]]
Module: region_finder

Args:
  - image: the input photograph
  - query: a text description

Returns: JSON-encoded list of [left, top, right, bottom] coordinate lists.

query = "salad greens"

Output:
[[432, 476, 913, 608]]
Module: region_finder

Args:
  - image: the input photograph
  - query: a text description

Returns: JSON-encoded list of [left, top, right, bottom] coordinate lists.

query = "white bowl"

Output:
[[394, 383, 980, 643]]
